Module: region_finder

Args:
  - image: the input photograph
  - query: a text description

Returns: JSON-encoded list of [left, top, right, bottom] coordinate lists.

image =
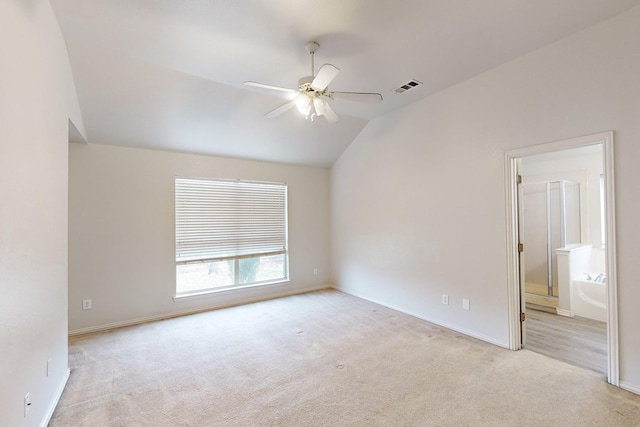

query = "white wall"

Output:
[[0, 0, 83, 425], [331, 5, 640, 391], [68, 143, 330, 332]]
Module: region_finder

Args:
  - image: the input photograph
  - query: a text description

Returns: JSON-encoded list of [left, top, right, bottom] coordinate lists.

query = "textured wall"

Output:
[[331, 6, 640, 391], [0, 0, 83, 425], [69, 143, 330, 332]]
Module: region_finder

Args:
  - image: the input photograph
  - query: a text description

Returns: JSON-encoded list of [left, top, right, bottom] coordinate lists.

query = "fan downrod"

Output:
[[305, 41, 320, 76]]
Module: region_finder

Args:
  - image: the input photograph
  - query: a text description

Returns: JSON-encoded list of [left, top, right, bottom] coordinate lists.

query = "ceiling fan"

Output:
[[244, 41, 383, 123]]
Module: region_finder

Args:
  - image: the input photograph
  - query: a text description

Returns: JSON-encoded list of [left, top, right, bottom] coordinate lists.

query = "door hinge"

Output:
[[521, 312, 526, 322], [516, 175, 522, 184], [518, 243, 524, 253]]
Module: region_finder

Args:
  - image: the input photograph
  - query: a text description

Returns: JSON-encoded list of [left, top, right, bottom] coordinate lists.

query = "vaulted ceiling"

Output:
[[52, 0, 640, 167]]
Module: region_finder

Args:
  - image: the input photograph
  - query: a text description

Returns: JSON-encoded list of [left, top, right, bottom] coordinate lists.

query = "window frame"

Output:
[[174, 176, 289, 297]]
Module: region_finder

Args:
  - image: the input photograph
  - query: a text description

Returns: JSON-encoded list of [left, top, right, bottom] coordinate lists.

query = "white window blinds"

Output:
[[175, 177, 288, 263]]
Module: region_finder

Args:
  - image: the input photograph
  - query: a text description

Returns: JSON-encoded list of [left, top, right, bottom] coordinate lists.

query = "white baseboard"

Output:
[[556, 308, 574, 317], [69, 284, 331, 336], [41, 368, 70, 427], [619, 381, 640, 396], [335, 286, 509, 349]]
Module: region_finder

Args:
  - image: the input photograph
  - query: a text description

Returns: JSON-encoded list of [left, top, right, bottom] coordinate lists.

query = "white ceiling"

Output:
[[52, 0, 640, 167]]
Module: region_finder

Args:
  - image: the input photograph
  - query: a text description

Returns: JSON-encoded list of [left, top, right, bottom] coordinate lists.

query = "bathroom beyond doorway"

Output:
[[504, 131, 618, 385]]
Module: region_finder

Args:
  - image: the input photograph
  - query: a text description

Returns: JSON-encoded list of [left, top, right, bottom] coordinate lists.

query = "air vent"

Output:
[[394, 79, 422, 94]]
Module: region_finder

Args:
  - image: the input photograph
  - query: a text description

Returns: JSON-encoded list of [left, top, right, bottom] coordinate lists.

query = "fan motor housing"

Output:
[[298, 76, 315, 92]]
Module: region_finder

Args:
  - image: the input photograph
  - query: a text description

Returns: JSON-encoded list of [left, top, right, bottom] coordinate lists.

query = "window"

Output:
[[175, 177, 288, 295]]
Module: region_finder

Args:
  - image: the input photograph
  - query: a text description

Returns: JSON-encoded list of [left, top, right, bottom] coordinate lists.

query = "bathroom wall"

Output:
[[520, 145, 604, 249], [521, 145, 606, 288]]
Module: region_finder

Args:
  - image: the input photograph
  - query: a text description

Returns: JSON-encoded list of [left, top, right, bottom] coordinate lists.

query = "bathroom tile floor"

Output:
[[525, 308, 607, 376]]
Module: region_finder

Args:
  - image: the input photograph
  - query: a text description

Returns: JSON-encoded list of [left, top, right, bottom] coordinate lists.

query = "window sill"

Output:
[[173, 279, 290, 303]]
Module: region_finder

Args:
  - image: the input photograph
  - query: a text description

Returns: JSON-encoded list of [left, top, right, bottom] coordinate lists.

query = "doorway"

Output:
[[504, 132, 618, 385]]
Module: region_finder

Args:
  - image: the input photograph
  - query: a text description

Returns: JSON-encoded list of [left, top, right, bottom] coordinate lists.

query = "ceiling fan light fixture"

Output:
[[313, 97, 327, 117], [244, 41, 382, 123], [295, 94, 313, 116]]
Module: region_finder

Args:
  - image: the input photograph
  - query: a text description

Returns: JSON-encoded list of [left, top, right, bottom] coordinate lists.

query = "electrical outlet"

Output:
[[24, 392, 31, 417], [442, 294, 449, 305], [82, 299, 92, 310], [313, 268, 318, 276], [463, 298, 470, 311]]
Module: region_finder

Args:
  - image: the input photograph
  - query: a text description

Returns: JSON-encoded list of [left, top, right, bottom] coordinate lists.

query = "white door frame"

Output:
[[504, 131, 619, 386]]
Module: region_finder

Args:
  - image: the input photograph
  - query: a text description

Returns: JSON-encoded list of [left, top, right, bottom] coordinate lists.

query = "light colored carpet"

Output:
[[50, 290, 640, 426]]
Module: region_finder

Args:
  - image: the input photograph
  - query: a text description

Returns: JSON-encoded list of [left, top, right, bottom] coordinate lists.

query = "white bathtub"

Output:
[[570, 277, 607, 322]]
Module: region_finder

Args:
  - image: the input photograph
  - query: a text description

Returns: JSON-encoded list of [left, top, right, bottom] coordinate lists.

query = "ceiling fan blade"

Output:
[[321, 101, 340, 123], [331, 91, 383, 104], [311, 64, 340, 91], [244, 81, 297, 94], [264, 99, 297, 118]]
